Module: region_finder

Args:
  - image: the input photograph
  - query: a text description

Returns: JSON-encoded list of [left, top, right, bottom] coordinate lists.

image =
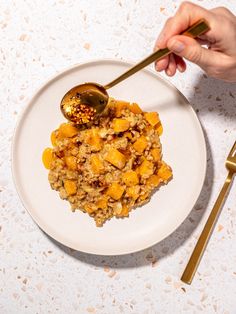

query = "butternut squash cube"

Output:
[[96, 197, 108, 209], [64, 180, 77, 195], [42, 148, 53, 169], [133, 136, 148, 153], [90, 155, 104, 174], [129, 103, 142, 114], [105, 148, 126, 169], [58, 123, 78, 138], [115, 100, 130, 117], [151, 148, 161, 162], [126, 185, 140, 200], [65, 156, 77, 170], [122, 170, 139, 186], [124, 131, 133, 140], [51, 130, 58, 146], [106, 182, 124, 200], [84, 204, 97, 214], [144, 112, 160, 126], [113, 119, 130, 132], [146, 175, 161, 187], [157, 162, 172, 181], [155, 121, 163, 136], [138, 159, 154, 177], [84, 129, 103, 151]]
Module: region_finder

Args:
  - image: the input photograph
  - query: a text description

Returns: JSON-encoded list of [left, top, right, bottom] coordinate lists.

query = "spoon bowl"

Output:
[[60, 83, 108, 123]]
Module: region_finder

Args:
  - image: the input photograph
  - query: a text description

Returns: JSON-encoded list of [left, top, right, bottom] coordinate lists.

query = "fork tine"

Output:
[[228, 141, 236, 159]]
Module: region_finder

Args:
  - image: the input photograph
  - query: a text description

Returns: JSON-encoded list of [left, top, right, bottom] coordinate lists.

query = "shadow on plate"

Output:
[[46, 74, 236, 269]]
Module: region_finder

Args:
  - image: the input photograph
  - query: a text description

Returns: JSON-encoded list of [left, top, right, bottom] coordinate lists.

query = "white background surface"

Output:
[[0, 0, 236, 313]]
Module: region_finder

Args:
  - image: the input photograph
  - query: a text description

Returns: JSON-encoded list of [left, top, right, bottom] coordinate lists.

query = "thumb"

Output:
[[167, 35, 213, 71]]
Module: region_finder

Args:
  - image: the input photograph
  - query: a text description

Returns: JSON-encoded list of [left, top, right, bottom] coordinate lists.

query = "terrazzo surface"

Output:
[[0, 0, 236, 313]]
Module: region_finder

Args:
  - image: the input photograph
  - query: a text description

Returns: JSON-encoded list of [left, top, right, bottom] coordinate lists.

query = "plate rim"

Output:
[[11, 58, 207, 255]]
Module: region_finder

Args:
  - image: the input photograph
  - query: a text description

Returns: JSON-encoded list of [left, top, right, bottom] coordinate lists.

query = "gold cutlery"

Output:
[[181, 141, 236, 284]]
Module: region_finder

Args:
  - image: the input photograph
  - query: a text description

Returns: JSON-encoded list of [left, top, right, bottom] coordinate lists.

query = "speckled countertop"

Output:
[[0, 0, 236, 313]]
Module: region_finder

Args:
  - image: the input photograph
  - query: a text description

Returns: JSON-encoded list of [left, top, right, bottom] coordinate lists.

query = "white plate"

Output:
[[12, 59, 206, 255]]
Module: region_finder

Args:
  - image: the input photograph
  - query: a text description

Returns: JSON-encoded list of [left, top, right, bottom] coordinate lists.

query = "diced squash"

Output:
[[90, 155, 104, 174], [106, 182, 125, 200], [96, 197, 108, 209], [84, 129, 103, 151], [126, 185, 140, 200], [42, 148, 54, 169], [115, 100, 130, 117], [64, 180, 77, 195], [122, 170, 139, 186], [133, 136, 148, 153], [139, 192, 149, 201], [151, 148, 161, 162], [113, 119, 130, 132], [105, 148, 126, 169], [65, 156, 77, 170], [51, 130, 58, 146], [138, 159, 154, 177], [157, 162, 172, 181], [155, 121, 163, 136], [124, 131, 132, 140], [58, 123, 78, 138], [144, 112, 160, 126], [129, 103, 142, 114], [84, 204, 97, 214], [146, 175, 161, 187]]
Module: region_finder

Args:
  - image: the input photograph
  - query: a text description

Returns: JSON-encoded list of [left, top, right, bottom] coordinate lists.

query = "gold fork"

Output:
[[181, 141, 236, 284]]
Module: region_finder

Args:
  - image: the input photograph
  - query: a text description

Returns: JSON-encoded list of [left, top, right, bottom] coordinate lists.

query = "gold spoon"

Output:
[[61, 19, 210, 124]]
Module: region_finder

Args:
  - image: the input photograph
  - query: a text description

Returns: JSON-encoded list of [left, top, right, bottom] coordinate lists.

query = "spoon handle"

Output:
[[104, 19, 210, 90]]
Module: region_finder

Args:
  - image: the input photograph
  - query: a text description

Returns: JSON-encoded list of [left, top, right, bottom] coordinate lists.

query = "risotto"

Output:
[[42, 98, 172, 226]]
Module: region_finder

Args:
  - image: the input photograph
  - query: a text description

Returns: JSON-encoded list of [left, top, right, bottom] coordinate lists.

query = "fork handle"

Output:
[[181, 171, 234, 284]]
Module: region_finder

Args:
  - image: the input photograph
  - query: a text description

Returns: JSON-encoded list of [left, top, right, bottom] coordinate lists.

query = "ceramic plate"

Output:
[[12, 59, 206, 255]]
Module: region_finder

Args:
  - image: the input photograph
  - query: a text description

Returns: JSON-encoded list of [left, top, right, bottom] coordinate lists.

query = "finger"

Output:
[[174, 55, 186, 72], [167, 34, 217, 71], [155, 1, 215, 49], [165, 53, 176, 76], [155, 56, 169, 72]]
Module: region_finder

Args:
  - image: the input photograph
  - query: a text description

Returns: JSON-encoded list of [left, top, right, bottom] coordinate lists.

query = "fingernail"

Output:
[[156, 32, 165, 47], [169, 40, 185, 53], [155, 62, 161, 72]]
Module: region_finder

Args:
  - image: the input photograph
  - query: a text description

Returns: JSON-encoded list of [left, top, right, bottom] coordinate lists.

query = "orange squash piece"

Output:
[[84, 129, 103, 151], [122, 170, 139, 186], [90, 155, 104, 174], [133, 136, 148, 153], [58, 123, 78, 138], [129, 103, 142, 114], [138, 159, 154, 177], [157, 162, 172, 181], [115, 100, 130, 117], [42, 148, 54, 169], [105, 148, 126, 169], [144, 112, 160, 126], [151, 148, 161, 162], [64, 180, 77, 195], [146, 175, 161, 187], [106, 182, 125, 200], [65, 156, 77, 170], [126, 185, 140, 200], [113, 119, 130, 132]]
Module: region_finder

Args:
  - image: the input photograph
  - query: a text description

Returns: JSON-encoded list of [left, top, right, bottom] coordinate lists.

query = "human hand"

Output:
[[154, 1, 236, 82]]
